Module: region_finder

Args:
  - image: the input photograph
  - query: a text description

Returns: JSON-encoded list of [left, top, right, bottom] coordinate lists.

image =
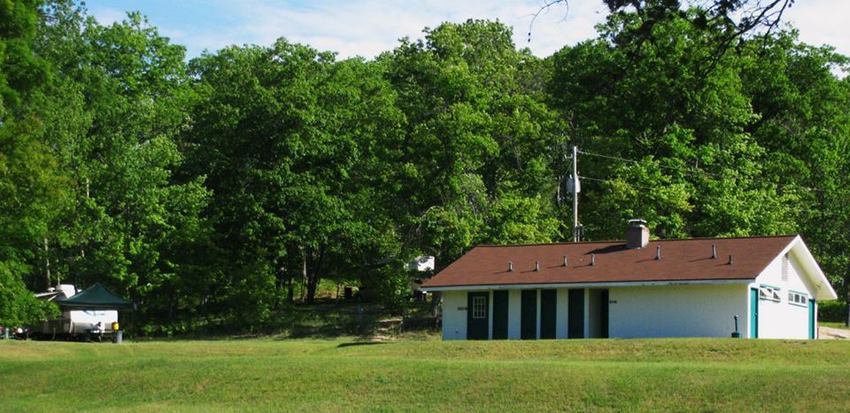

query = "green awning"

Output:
[[56, 283, 135, 310]]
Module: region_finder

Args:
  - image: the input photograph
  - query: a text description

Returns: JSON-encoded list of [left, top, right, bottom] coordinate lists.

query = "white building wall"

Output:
[[441, 290, 467, 340], [556, 288, 569, 339], [752, 252, 816, 339], [608, 284, 747, 338], [507, 289, 522, 339]]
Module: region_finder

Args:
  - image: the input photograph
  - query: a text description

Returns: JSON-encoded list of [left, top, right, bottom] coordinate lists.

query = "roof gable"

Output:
[[422, 235, 798, 289], [763, 236, 837, 300]]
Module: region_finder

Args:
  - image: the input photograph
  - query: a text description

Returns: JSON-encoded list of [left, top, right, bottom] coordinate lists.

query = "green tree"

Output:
[[30, 5, 211, 333], [381, 20, 564, 268]]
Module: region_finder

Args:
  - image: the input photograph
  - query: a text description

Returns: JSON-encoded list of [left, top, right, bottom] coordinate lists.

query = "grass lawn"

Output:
[[2, 338, 850, 412], [821, 321, 850, 330]]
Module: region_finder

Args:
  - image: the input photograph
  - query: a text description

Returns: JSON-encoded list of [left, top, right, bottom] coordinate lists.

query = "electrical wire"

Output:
[[577, 149, 726, 180]]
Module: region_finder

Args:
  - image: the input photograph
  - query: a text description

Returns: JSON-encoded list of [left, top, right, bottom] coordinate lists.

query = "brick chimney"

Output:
[[626, 219, 649, 249]]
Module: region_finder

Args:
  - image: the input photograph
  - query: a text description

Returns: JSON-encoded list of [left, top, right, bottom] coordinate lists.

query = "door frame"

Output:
[[466, 291, 489, 340], [808, 298, 816, 340], [749, 288, 759, 339]]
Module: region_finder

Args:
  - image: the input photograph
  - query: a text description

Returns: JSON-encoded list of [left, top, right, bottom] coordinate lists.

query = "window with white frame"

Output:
[[472, 296, 486, 319], [788, 291, 808, 306], [759, 285, 781, 302]]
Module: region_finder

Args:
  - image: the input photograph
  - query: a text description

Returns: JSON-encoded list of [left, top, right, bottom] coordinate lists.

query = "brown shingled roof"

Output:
[[421, 235, 797, 289]]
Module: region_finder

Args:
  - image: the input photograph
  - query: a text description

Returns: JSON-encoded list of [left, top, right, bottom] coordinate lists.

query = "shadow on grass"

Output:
[[127, 300, 438, 341], [337, 341, 387, 348]]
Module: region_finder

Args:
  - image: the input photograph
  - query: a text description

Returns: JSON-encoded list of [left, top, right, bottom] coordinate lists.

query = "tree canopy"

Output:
[[1, 0, 848, 331]]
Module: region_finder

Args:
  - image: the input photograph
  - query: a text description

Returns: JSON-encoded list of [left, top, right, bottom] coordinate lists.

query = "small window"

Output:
[[788, 291, 808, 307], [472, 296, 486, 319], [759, 285, 781, 302]]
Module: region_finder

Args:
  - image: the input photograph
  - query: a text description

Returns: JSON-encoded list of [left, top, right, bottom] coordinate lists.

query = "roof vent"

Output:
[[563, 256, 568, 267], [508, 261, 513, 272], [626, 219, 649, 249], [728, 255, 734, 265], [591, 254, 596, 266], [655, 245, 661, 260], [712, 244, 717, 259], [534, 261, 540, 272]]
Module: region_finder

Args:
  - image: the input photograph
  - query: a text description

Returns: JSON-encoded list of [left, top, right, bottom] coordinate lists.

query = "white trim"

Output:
[[487, 290, 494, 339], [422, 278, 752, 292], [761, 235, 837, 300], [535, 289, 541, 339]]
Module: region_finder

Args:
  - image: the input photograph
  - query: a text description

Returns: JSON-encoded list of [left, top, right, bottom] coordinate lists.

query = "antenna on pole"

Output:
[[566, 145, 581, 242]]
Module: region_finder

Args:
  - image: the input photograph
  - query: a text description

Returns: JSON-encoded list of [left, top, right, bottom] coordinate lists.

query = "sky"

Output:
[[84, 0, 850, 61]]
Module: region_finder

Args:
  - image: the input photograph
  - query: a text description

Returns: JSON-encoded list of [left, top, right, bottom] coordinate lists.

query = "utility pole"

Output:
[[573, 145, 580, 242], [570, 145, 580, 242]]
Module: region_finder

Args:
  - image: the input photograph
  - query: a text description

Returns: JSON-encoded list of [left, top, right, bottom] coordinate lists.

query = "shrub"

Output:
[[818, 300, 848, 323]]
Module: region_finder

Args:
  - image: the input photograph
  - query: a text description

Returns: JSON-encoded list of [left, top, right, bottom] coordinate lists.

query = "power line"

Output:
[[579, 175, 670, 193], [577, 149, 726, 180]]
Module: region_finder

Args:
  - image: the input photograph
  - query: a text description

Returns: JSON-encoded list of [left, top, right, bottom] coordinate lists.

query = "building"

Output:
[[421, 221, 837, 340]]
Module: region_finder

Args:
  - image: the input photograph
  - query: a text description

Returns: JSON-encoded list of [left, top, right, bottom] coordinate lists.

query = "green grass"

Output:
[[821, 321, 850, 330], [2, 338, 850, 412]]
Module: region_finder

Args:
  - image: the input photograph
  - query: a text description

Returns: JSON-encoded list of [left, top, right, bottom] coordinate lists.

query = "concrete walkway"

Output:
[[819, 326, 850, 339]]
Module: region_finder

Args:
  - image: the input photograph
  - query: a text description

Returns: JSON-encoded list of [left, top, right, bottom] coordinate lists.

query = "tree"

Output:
[[548, 9, 798, 239], [381, 20, 565, 268], [185, 39, 405, 311], [31, 4, 211, 333], [0, 0, 64, 326]]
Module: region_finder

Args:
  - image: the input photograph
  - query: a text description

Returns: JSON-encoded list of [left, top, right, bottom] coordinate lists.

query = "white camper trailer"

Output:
[[35, 283, 130, 340]]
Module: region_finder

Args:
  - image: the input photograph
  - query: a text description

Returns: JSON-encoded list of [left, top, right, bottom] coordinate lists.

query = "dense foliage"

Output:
[[1, 0, 848, 332]]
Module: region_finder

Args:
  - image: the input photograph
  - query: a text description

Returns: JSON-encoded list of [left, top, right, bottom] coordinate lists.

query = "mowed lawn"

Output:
[[2, 338, 850, 412]]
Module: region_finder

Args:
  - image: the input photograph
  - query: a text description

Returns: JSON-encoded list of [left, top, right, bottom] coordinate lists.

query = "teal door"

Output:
[[540, 289, 557, 339], [808, 299, 816, 339], [466, 292, 489, 340], [749, 288, 758, 339], [568, 289, 584, 339], [492, 291, 509, 340], [521, 290, 537, 339], [599, 289, 609, 339]]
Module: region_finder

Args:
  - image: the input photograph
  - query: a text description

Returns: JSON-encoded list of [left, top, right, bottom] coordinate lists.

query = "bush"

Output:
[[360, 266, 410, 315], [818, 300, 847, 322]]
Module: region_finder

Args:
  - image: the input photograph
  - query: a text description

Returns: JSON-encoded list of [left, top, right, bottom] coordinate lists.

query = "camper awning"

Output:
[[56, 283, 135, 310]]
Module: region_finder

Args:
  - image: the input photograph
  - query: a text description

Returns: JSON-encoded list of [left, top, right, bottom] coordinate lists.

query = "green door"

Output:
[[466, 292, 489, 340], [808, 299, 816, 339], [749, 288, 758, 339], [521, 290, 537, 340], [568, 289, 584, 339], [599, 289, 609, 339], [540, 289, 557, 339], [492, 290, 509, 340]]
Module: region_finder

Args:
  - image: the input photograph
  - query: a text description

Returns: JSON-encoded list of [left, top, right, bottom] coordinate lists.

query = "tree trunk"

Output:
[[300, 251, 307, 302], [304, 247, 323, 304], [306, 274, 318, 304], [43, 237, 51, 289], [286, 275, 294, 303], [845, 275, 849, 327]]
